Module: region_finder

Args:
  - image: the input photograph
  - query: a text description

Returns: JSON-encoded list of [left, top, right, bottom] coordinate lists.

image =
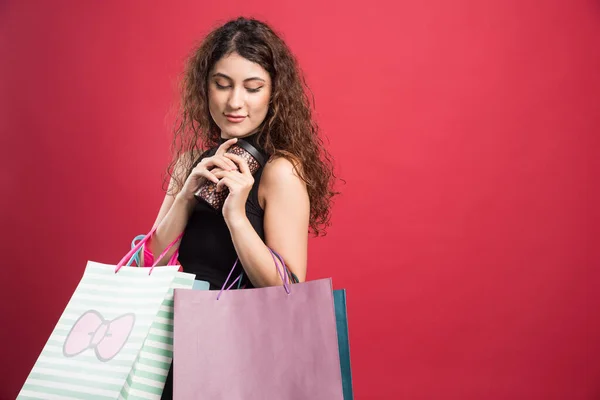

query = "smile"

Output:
[[225, 115, 246, 123]]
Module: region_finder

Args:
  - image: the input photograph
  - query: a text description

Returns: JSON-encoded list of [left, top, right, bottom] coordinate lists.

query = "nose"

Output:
[[227, 87, 245, 110]]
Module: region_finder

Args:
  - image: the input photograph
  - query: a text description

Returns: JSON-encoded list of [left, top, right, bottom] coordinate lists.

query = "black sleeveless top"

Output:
[[177, 136, 268, 290]]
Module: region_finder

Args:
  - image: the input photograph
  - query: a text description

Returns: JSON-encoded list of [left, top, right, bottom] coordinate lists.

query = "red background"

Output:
[[1, 1, 599, 399]]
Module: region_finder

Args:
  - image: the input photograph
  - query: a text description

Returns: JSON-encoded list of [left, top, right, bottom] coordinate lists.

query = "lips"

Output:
[[225, 114, 246, 123]]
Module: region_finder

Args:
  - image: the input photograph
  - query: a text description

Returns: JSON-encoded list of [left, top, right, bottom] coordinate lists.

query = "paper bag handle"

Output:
[[217, 247, 291, 300], [115, 226, 183, 274]]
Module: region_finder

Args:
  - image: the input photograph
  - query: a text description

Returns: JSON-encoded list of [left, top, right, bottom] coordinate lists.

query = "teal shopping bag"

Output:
[[333, 289, 354, 400]]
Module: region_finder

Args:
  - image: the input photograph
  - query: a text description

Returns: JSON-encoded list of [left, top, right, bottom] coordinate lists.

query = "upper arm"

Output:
[[260, 157, 310, 282]]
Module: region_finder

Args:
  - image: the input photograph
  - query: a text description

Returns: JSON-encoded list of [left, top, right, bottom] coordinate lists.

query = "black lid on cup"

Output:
[[235, 138, 267, 167]]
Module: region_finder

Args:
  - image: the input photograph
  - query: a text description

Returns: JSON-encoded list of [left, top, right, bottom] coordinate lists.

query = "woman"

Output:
[[145, 16, 336, 287], [143, 16, 337, 398]]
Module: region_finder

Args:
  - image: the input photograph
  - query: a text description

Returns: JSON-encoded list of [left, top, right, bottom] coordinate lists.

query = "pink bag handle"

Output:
[[133, 236, 180, 267], [216, 247, 291, 300], [167, 249, 180, 266], [115, 227, 183, 275]]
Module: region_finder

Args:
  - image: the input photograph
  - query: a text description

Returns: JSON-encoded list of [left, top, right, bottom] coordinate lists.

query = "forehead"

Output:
[[211, 52, 270, 81]]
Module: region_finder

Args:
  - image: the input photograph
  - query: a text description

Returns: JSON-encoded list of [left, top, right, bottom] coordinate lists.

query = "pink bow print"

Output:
[[63, 310, 135, 362]]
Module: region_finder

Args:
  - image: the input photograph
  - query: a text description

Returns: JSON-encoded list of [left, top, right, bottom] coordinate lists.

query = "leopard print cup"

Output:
[[194, 139, 266, 210]]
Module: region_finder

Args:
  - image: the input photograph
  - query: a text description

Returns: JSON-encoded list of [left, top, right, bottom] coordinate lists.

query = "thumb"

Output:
[[216, 138, 238, 155]]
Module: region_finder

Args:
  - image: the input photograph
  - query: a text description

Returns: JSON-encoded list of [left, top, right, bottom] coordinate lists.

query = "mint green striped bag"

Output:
[[118, 233, 203, 399], [17, 261, 180, 399], [17, 228, 183, 399], [121, 272, 196, 399]]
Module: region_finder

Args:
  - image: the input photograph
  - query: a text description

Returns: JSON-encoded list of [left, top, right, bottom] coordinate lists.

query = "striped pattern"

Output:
[[120, 273, 197, 399], [17, 261, 180, 400]]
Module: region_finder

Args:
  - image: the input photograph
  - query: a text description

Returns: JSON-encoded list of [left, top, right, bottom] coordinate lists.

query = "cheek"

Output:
[[207, 91, 225, 127], [208, 88, 225, 111], [208, 88, 229, 111], [250, 92, 271, 114]]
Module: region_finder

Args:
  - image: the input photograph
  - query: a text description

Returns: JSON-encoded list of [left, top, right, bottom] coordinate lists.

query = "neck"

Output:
[[220, 132, 260, 144]]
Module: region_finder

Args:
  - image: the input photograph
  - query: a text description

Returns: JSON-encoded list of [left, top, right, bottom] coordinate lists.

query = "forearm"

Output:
[[227, 217, 285, 288], [146, 195, 195, 266]]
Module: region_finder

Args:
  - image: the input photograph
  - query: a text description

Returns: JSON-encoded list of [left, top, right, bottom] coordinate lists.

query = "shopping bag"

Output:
[[191, 280, 209, 290], [122, 272, 195, 399], [160, 278, 210, 399], [283, 260, 354, 400], [122, 235, 195, 399], [334, 289, 354, 400], [17, 227, 181, 399], [173, 250, 343, 399]]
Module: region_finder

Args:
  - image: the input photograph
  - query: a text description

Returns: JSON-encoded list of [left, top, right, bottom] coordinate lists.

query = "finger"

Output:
[[212, 169, 228, 179], [216, 172, 254, 194], [216, 176, 234, 192], [224, 153, 251, 175], [203, 157, 236, 171], [213, 169, 245, 184], [191, 168, 219, 184], [218, 155, 238, 170], [215, 138, 238, 156]]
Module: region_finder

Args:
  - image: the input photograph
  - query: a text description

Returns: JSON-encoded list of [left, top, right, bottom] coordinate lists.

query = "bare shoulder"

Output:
[[261, 156, 304, 186], [259, 156, 308, 208]]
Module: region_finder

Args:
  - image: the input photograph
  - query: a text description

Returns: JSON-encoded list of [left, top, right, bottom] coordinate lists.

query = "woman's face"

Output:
[[208, 52, 272, 139]]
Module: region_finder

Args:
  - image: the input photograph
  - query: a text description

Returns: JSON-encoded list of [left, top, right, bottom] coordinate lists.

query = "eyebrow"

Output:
[[212, 72, 266, 83]]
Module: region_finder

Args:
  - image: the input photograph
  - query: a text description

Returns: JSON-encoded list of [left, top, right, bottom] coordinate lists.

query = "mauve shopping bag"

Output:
[[287, 271, 354, 400], [173, 255, 343, 399]]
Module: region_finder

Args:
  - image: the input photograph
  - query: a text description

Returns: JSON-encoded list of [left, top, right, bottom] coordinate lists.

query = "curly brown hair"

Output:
[[165, 17, 338, 236]]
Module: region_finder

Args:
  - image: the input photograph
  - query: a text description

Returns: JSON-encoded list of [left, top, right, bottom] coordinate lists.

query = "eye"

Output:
[[215, 82, 230, 90], [247, 87, 263, 93]]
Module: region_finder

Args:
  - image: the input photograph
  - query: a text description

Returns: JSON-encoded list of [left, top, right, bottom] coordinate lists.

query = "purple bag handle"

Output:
[[217, 247, 291, 300], [115, 226, 183, 275]]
